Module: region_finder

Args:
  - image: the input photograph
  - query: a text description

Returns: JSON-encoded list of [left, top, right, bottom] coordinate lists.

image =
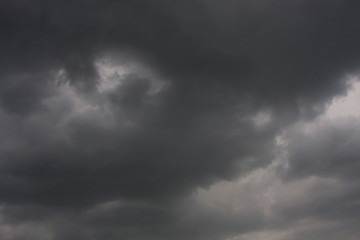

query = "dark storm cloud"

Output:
[[1, 0, 360, 239]]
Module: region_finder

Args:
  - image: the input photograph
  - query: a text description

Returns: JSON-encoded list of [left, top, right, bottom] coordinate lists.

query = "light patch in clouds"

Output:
[[252, 110, 272, 128], [326, 77, 360, 118], [0, 222, 53, 240], [43, 78, 116, 128], [42, 57, 170, 130], [192, 158, 344, 217], [95, 57, 129, 93], [227, 219, 340, 240], [95, 55, 168, 95], [272, 75, 360, 149]]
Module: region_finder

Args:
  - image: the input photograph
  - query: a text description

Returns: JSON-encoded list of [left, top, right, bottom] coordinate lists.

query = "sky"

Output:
[[1, 1, 360, 239]]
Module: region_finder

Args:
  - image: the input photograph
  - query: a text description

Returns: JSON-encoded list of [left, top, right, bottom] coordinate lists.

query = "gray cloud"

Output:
[[285, 118, 360, 180], [1, 0, 360, 239]]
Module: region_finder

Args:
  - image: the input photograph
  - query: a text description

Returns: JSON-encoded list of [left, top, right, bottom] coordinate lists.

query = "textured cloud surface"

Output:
[[1, 1, 360, 239]]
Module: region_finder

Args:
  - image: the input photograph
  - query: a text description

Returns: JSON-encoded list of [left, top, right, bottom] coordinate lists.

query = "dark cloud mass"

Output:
[[1, 0, 360, 239]]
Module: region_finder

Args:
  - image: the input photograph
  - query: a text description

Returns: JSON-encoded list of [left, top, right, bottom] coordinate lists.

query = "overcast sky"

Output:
[[1, 1, 360, 239]]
